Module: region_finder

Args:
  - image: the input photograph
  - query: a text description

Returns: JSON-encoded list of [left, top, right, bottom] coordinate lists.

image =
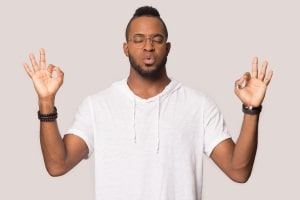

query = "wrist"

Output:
[[38, 99, 55, 114], [242, 104, 262, 115]]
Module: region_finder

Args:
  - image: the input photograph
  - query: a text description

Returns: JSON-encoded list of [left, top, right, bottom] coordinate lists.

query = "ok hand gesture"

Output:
[[234, 57, 273, 107], [24, 48, 64, 101]]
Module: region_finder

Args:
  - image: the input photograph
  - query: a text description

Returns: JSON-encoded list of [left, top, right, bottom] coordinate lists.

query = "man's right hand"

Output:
[[24, 48, 64, 102]]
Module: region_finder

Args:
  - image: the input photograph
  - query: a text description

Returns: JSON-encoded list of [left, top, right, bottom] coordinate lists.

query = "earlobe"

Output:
[[123, 42, 129, 57]]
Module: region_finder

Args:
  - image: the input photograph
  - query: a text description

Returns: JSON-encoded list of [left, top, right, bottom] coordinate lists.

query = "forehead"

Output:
[[129, 16, 164, 35]]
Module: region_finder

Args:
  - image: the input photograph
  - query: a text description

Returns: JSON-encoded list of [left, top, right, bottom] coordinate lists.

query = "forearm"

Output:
[[39, 100, 67, 176], [232, 114, 259, 172]]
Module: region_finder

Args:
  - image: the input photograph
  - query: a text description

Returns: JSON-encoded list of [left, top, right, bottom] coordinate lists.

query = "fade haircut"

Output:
[[125, 6, 168, 41]]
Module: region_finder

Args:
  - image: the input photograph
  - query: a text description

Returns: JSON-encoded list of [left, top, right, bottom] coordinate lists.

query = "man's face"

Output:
[[123, 16, 170, 78]]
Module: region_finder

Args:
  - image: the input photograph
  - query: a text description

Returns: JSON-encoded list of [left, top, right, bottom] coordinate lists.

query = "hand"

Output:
[[24, 48, 64, 100], [234, 57, 273, 107]]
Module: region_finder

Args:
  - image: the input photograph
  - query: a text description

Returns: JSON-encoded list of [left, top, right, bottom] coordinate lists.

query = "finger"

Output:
[[263, 70, 273, 86], [29, 53, 39, 72], [258, 60, 268, 80], [252, 56, 258, 78], [48, 64, 64, 78], [236, 72, 251, 84], [23, 63, 33, 78], [52, 66, 64, 85], [47, 64, 56, 77], [235, 72, 250, 89], [39, 48, 46, 69], [54, 66, 64, 82]]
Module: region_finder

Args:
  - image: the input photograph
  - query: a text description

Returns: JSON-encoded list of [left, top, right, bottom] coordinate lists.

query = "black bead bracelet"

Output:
[[38, 107, 58, 122]]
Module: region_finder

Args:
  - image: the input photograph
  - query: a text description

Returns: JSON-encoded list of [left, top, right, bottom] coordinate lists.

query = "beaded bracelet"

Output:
[[38, 107, 58, 122], [242, 104, 262, 115]]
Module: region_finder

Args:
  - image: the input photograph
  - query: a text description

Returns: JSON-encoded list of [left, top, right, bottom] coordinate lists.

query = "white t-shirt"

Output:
[[67, 78, 231, 200]]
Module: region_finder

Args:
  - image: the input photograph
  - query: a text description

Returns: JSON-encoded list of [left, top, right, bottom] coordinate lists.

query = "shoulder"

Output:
[[171, 80, 219, 110], [175, 80, 210, 102], [88, 79, 128, 100]]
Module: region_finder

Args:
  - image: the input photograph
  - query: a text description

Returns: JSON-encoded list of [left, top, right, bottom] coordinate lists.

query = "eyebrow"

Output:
[[132, 33, 164, 37]]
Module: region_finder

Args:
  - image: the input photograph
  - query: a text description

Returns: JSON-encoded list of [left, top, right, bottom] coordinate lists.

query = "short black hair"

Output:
[[125, 6, 168, 41]]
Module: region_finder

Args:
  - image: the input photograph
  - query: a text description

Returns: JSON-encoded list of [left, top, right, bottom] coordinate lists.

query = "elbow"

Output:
[[47, 168, 68, 177], [228, 159, 255, 183], [47, 170, 66, 177], [228, 166, 253, 183], [231, 174, 251, 183], [45, 164, 69, 177]]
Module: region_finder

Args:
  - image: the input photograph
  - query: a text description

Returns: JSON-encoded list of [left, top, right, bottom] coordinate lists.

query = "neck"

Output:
[[127, 68, 171, 99]]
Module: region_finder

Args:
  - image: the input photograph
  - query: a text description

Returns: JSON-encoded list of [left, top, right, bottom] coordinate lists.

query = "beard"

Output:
[[128, 54, 168, 78]]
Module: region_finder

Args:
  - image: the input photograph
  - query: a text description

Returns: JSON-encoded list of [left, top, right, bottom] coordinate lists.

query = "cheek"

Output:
[[128, 49, 142, 59], [157, 49, 169, 59]]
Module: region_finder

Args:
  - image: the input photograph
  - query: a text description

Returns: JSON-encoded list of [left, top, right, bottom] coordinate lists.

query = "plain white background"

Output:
[[1, 0, 299, 199]]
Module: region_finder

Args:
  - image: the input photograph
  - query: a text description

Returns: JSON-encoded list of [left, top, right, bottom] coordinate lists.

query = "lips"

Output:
[[143, 54, 155, 65]]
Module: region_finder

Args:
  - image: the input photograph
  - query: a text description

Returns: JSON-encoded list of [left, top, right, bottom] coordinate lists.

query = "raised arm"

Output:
[[210, 57, 273, 183], [24, 48, 88, 176]]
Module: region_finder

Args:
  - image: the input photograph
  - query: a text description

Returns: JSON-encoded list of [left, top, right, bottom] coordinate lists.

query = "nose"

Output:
[[144, 37, 154, 51]]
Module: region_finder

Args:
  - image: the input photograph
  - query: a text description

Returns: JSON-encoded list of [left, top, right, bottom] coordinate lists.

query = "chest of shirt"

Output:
[[91, 98, 204, 154]]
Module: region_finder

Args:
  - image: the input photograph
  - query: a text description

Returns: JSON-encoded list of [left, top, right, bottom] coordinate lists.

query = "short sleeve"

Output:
[[67, 96, 94, 158], [203, 96, 231, 156]]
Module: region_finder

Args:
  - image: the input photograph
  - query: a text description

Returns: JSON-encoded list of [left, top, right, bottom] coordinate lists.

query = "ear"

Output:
[[166, 42, 171, 55], [123, 42, 129, 57]]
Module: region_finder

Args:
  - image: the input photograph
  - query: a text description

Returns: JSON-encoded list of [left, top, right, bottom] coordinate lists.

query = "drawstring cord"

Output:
[[132, 95, 161, 154]]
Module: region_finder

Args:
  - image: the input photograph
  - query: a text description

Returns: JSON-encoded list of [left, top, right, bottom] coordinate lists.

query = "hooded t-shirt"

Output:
[[67, 78, 231, 200]]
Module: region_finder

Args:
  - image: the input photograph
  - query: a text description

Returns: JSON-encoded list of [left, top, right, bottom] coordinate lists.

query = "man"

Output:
[[24, 6, 273, 200]]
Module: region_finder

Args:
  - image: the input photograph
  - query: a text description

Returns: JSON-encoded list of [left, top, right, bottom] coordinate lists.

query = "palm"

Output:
[[31, 68, 61, 98], [237, 78, 267, 107], [24, 48, 64, 99]]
